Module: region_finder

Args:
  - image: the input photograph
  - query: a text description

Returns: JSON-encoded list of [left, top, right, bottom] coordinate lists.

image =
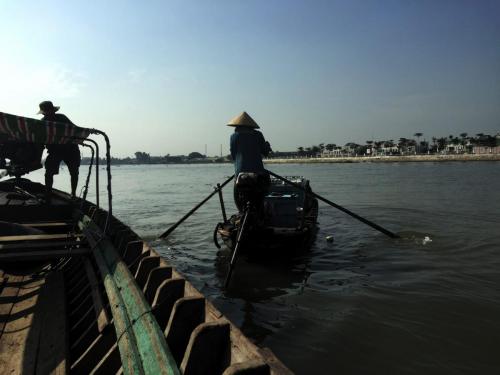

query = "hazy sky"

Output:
[[1, 0, 499, 156]]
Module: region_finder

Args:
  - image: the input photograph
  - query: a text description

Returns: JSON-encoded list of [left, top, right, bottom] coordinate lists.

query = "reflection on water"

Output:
[[215, 247, 312, 301], [26, 162, 500, 374], [214, 246, 312, 344]]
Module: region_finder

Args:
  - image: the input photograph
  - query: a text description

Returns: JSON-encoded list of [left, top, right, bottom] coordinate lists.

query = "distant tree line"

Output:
[[80, 132, 499, 164], [81, 151, 231, 165], [291, 132, 499, 157]]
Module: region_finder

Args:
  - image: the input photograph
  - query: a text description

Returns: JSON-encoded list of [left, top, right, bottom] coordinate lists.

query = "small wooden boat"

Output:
[[0, 111, 292, 374], [215, 176, 318, 254]]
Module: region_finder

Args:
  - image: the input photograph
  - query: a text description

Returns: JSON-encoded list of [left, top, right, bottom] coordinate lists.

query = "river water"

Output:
[[27, 161, 500, 374]]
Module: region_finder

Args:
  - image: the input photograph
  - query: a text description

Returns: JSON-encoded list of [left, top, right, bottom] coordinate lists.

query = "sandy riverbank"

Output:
[[264, 154, 500, 164]]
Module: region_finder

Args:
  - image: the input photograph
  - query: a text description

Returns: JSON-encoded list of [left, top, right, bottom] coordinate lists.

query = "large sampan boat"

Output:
[[0, 111, 292, 375]]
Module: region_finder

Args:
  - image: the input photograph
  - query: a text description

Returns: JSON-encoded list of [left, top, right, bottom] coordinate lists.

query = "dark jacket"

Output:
[[230, 128, 271, 175]]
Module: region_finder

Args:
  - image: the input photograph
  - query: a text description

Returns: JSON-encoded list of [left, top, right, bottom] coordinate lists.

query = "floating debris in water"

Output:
[[326, 235, 334, 242]]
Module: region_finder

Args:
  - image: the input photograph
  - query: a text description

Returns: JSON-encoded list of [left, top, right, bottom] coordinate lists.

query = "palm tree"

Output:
[[398, 138, 408, 154], [420, 140, 428, 153], [311, 145, 320, 155], [437, 137, 447, 153], [414, 133, 423, 154], [459, 133, 470, 152], [382, 140, 394, 155]]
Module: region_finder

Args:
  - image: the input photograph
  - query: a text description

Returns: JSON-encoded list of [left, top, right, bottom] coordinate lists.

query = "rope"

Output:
[[213, 222, 223, 249], [114, 307, 154, 345]]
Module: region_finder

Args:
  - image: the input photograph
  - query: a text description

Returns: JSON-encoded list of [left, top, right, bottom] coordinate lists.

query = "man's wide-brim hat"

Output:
[[227, 111, 260, 129], [37, 100, 60, 115]]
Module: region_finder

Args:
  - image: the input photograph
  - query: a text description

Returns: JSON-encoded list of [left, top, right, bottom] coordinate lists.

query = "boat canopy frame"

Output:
[[74, 137, 100, 208], [79, 142, 94, 203], [0, 111, 112, 233], [87, 129, 112, 233]]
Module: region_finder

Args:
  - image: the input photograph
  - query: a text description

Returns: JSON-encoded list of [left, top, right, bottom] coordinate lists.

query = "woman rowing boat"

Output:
[[227, 111, 272, 212]]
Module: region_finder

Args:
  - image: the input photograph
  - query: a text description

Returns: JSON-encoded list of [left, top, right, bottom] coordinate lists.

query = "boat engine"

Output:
[[234, 172, 270, 213]]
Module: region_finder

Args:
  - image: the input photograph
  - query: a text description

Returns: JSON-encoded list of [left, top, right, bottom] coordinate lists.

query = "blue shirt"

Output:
[[230, 129, 271, 175]]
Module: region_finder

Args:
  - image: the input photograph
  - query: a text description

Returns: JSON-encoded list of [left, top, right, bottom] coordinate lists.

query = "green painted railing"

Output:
[[79, 216, 180, 375]]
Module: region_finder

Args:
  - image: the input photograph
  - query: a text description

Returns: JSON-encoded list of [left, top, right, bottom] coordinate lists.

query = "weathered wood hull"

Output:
[[0, 178, 292, 374]]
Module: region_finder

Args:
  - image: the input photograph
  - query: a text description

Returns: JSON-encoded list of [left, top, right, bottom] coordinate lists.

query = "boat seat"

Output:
[[0, 233, 89, 262], [0, 233, 83, 242], [21, 222, 73, 234]]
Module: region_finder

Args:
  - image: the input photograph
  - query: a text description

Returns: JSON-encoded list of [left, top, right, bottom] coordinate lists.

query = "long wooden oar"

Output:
[[224, 202, 250, 288], [266, 170, 399, 239], [159, 174, 234, 239]]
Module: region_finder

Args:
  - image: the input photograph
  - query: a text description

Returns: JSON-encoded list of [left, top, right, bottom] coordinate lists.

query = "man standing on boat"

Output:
[[227, 111, 272, 211], [38, 101, 81, 202]]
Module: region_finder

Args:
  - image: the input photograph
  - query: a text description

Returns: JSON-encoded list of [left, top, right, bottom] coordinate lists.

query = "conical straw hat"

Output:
[[227, 111, 260, 129]]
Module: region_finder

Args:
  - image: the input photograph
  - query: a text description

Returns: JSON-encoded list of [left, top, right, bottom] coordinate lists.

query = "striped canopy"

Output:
[[0, 111, 90, 144]]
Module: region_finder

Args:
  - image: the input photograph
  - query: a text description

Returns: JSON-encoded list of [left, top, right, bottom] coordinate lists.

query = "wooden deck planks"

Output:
[[0, 271, 69, 375], [0, 275, 25, 338], [35, 271, 68, 375], [0, 274, 45, 374], [83, 258, 110, 333]]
